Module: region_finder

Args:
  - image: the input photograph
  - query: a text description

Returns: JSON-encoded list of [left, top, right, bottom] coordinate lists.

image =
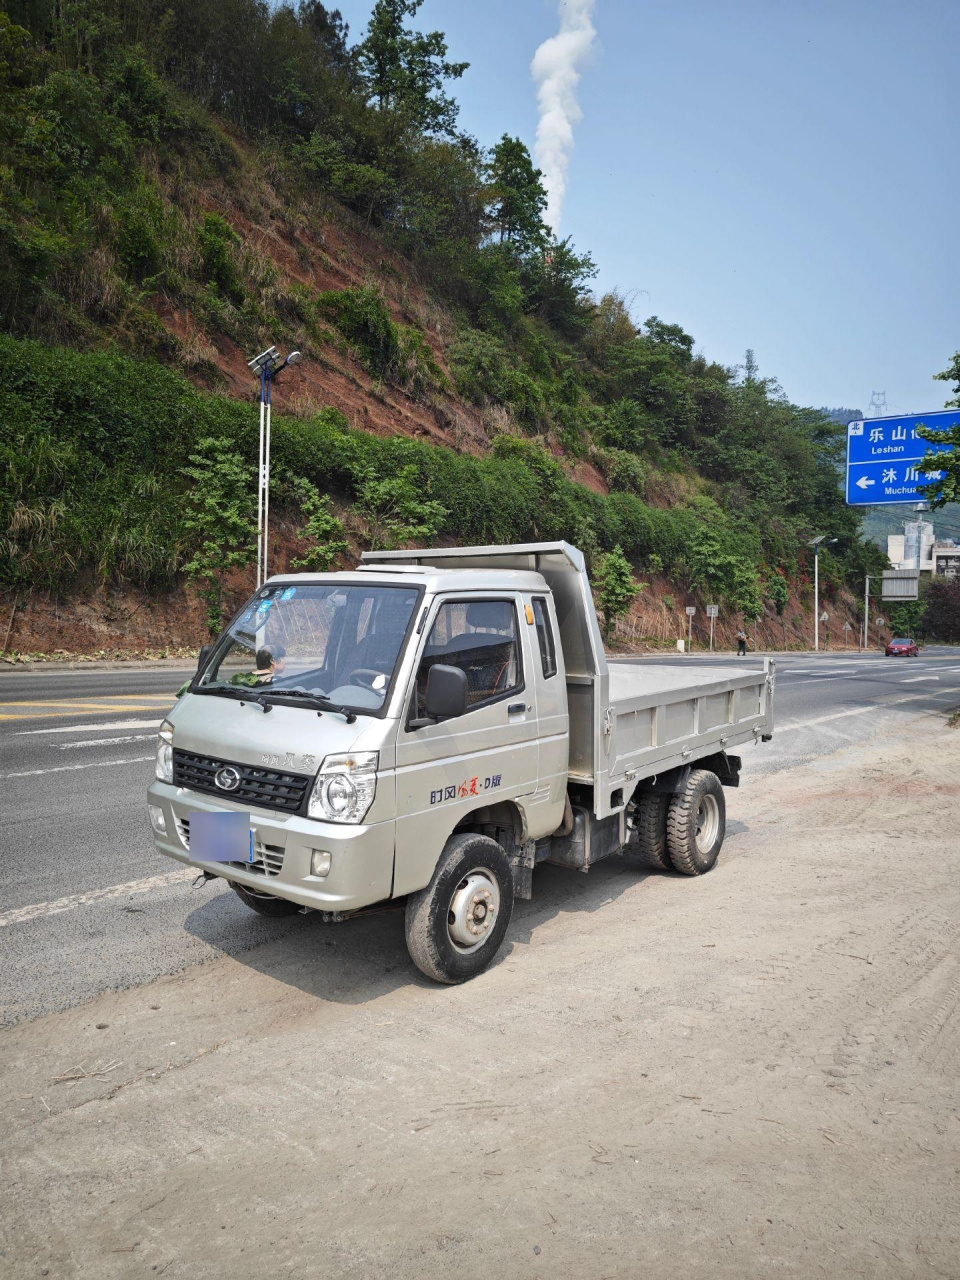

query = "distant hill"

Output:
[[862, 504, 960, 549], [819, 407, 863, 425]]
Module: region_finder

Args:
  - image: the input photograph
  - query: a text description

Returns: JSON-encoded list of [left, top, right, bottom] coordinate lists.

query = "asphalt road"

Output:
[[3, 648, 959, 1026]]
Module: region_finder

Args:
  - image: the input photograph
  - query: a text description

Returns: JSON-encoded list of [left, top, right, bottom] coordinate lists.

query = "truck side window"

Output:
[[532, 597, 557, 679], [416, 599, 522, 713]]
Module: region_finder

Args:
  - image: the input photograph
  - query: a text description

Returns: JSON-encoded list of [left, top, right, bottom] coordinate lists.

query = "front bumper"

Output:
[[147, 781, 395, 912]]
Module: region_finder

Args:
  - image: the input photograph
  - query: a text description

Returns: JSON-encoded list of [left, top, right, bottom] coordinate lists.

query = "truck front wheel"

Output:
[[404, 832, 514, 984], [666, 769, 726, 876]]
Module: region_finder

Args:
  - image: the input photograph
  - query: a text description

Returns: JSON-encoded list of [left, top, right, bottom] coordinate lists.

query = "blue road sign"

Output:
[[845, 409, 959, 505]]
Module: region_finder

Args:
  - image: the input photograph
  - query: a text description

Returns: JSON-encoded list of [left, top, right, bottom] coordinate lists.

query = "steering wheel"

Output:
[[347, 668, 386, 691]]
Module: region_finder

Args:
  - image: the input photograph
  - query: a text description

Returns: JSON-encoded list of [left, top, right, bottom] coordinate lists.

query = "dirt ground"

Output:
[[2, 720, 959, 1279]]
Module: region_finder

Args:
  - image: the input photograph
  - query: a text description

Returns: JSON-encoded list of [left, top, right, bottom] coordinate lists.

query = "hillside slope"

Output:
[[0, 0, 888, 655]]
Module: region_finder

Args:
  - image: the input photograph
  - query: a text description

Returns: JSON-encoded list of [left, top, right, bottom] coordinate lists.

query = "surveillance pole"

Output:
[[248, 346, 301, 587], [809, 535, 837, 653], [256, 367, 267, 588], [263, 368, 273, 584]]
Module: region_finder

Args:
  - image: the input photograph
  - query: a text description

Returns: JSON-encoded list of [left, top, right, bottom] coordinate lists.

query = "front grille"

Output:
[[178, 818, 285, 877], [172, 748, 310, 815]]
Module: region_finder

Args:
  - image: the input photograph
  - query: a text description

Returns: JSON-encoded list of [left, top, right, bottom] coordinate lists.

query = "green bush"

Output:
[[317, 286, 399, 380]]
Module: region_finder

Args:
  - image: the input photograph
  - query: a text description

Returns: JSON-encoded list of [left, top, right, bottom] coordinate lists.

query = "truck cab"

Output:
[[148, 542, 774, 983]]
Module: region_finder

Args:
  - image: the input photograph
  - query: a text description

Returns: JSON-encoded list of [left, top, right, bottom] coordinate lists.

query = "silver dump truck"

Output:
[[148, 542, 774, 982]]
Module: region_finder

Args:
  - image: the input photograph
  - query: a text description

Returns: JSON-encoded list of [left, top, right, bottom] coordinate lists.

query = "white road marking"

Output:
[[1, 755, 154, 780], [0, 868, 198, 929], [777, 705, 878, 732], [59, 734, 156, 750], [900, 676, 939, 683], [15, 719, 162, 736], [777, 687, 959, 733]]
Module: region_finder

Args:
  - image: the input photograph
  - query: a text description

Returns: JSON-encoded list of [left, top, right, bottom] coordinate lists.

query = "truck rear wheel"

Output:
[[404, 832, 514, 984], [230, 881, 301, 917], [666, 770, 725, 876], [623, 792, 672, 871]]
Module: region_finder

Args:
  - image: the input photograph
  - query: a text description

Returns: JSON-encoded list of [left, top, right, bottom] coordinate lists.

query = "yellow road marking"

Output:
[[0, 702, 172, 720], [0, 700, 168, 710], [103, 696, 180, 706]]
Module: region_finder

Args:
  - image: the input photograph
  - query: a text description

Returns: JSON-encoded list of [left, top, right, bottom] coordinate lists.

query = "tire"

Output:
[[666, 769, 726, 876], [622, 792, 672, 871], [231, 881, 301, 917], [404, 832, 514, 984]]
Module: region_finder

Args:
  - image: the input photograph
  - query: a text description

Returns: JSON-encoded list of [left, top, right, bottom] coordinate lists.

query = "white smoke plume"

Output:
[[531, 0, 598, 234]]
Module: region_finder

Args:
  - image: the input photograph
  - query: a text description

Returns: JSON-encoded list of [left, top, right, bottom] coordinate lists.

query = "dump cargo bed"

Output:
[[599, 659, 775, 792]]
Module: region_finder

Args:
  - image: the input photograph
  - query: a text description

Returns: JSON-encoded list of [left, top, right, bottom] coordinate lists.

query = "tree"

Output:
[[357, 0, 468, 137], [767, 573, 790, 648], [354, 463, 446, 550], [887, 597, 925, 639], [935, 349, 960, 407], [486, 135, 547, 255], [290, 478, 349, 571], [596, 544, 643, 640], [917, 350, 960, 508], [523, 237, 597, 336], [922, 577, 960, 642], [644, 316, 694, 363], [181, 438, 256, 634], [918, 425, 960, 508]]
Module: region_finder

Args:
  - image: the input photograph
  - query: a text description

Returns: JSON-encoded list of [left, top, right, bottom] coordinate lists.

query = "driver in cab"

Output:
[[230, 645, 286, 688]]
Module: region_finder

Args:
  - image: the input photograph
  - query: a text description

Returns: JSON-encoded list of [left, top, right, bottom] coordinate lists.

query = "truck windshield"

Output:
[[197, 582, 420, 714]]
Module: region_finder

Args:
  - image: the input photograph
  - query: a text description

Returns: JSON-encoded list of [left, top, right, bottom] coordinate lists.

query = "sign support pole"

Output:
[[814, 547, 820, 652], [864, 575, 870, 653]]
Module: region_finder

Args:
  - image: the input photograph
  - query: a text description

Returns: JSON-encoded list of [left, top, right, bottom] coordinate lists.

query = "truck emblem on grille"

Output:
[[215, 766, 241, 791]]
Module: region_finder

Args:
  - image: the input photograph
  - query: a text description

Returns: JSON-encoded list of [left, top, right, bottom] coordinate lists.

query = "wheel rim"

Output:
[[447, 867, 500, 953], [694, 794, 720, 854]]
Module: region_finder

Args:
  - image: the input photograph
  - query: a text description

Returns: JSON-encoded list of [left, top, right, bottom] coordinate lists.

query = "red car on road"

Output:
[[885, 636, 919, 656]]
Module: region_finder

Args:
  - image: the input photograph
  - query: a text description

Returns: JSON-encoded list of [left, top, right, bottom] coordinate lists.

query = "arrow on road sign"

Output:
[[855, 476, 875, 489]]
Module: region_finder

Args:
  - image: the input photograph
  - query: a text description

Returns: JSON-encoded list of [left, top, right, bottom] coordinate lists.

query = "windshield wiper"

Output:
[[260, 688, 359, 723], [195, 684, 275, 713]]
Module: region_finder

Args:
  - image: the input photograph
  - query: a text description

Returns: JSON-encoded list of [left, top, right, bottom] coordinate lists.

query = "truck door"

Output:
[[393, 595, 539, 896], [523, 593, 569, 837]]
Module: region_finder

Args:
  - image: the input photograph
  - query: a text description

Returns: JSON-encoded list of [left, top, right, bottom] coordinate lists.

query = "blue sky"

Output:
[[334, 0, 959, 415]]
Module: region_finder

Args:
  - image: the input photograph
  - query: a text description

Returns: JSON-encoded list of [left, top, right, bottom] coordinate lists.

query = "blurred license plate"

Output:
[[190, 811, 254, 862]]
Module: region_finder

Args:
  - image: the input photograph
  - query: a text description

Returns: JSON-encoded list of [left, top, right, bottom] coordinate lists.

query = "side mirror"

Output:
[[198, 644, 213, 671], [423, 664, 468, 721]]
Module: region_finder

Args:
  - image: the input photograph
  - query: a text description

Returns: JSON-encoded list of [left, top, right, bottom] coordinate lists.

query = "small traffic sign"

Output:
[[685, 606, 696, 616], [706, 604, 719, 618], [876, 616, 885, 626], [845, 410, 958, 506], [820, 611, 829, 622]]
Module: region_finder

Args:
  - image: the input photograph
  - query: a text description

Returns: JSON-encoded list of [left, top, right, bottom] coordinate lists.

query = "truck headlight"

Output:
[[308, 752, 378, 824], [156, 719, 174, 783]]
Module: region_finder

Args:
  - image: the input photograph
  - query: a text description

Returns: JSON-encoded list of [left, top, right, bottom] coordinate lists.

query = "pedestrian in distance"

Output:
[[736, 626, 747, 657]]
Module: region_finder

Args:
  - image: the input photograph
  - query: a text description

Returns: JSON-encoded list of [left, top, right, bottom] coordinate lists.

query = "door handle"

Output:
[[508, 702, 526, 714]]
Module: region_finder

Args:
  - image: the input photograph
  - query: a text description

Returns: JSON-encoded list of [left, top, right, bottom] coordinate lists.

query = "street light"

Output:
[[247, 346, 302, 586], [808, 535, 837, 652]]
